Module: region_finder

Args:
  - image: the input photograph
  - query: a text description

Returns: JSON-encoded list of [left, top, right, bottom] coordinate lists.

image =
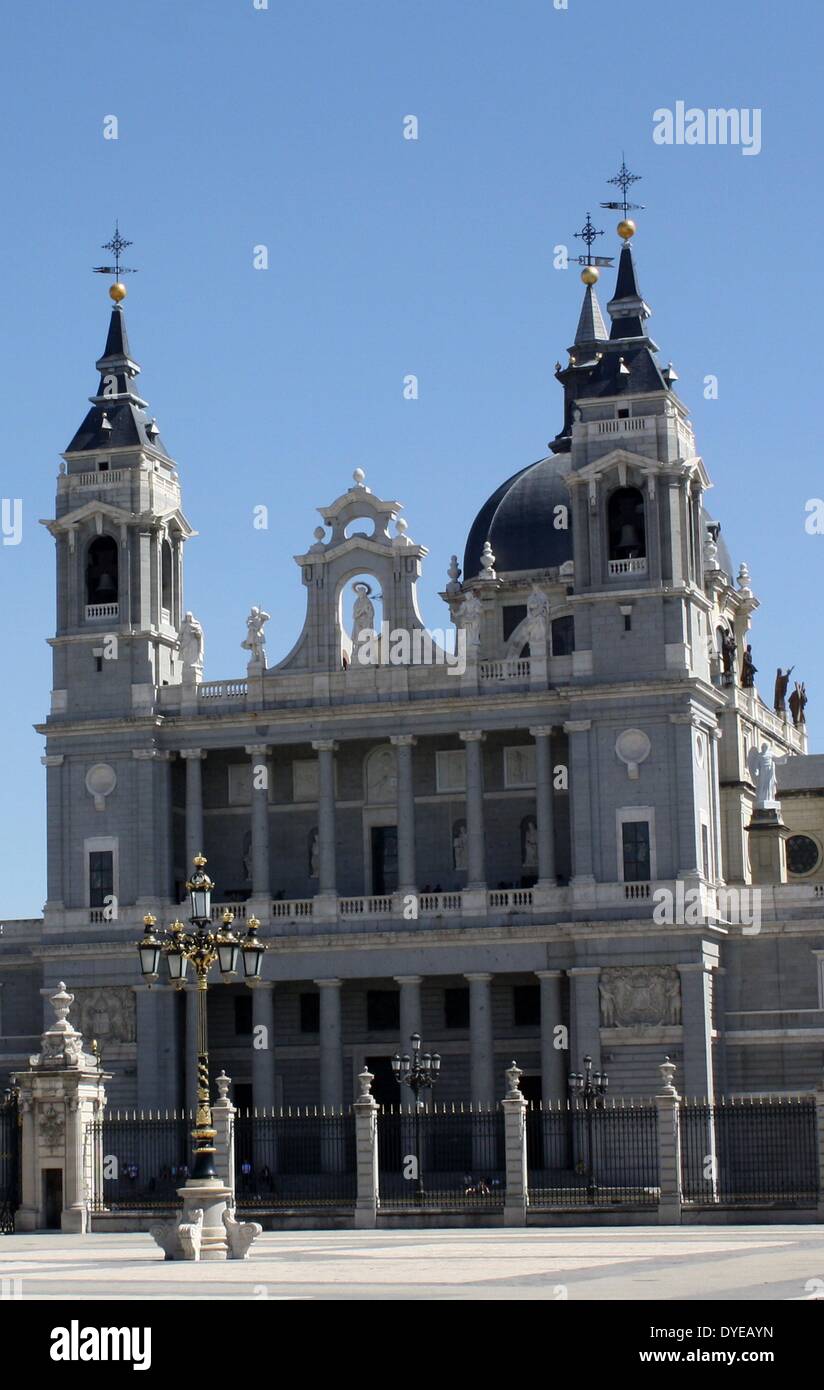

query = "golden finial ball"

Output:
[[617, 219, 636, 241], [580, 266, 599, 286], [109, 282, 127, 303]]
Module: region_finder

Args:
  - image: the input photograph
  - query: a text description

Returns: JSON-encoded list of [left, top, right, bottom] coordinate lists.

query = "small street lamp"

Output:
[[136, 854, 267, 1181], [568, 1054, 609, 1201], [391, 1033, 441, 1201]]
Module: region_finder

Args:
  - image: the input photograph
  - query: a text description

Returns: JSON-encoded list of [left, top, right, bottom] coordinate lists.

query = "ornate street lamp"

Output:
[[391, 1033, 441, 1201], [136, 854, 267, 1181], [568, 1054, 609, 1201]]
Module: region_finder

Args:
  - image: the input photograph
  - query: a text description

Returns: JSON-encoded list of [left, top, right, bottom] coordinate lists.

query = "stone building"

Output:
[[1, 215, 822, 1111]]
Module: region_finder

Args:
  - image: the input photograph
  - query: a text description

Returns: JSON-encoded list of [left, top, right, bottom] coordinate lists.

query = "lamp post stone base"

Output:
[[150, 1179, 262, 1262]]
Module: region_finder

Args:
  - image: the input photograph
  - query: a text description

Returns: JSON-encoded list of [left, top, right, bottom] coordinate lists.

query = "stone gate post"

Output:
[[502, 1061, 529, 1227], [354, 1068, 379, 1229], [212, 1070, 236, 1202], [655, 1056, 682, 1225], [15, 982, 110, 1234]]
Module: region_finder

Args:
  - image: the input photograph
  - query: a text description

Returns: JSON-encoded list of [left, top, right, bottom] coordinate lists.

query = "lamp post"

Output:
[[136, 854, 267, 1181], [568, 1054, 608, 1201], [391, 1033, 441, 1201]]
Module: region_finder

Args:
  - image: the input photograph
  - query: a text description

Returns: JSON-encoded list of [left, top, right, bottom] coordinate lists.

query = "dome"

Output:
[[463, 457, 573, 579]]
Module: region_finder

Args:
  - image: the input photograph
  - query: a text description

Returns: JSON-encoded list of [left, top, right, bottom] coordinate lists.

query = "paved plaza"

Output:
[[1, 1227, 823, 1301]]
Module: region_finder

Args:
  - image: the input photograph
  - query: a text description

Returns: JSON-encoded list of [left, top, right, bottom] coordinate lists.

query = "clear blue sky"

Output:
[[1, 0, 821, 918]]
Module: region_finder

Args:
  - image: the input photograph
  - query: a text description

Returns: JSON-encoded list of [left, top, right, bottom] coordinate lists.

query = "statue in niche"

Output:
[[242, 830, 253, 884], [774, 666, 794, 714], [241, 606, 271, 667], [522, 817, 538, 870], [526, 585, 550, 648], [453, 820, 468, 871], [459, 591, 482, 650], [741, 644, 757, 689], [180, 611, 204, 676], [720, 628, 737, 684], [351, 582, 376, 643], [747, 742, 788, 809], [789, 681, 807, 727], [309, 828, 319, 878]]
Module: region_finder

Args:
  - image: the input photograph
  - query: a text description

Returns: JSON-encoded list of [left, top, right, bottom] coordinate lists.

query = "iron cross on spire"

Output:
[[600, 156, 645, 217], [92, 223, 138, 279], [572, 213, 614, 269]]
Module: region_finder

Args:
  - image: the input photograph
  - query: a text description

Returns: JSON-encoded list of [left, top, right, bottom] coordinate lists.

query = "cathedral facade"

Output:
[[1, 216, 823, 1113]]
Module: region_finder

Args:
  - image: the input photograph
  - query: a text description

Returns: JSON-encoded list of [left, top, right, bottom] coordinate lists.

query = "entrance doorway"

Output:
[[43, 1169, 63, 1230], [371, 826, 398, 895]]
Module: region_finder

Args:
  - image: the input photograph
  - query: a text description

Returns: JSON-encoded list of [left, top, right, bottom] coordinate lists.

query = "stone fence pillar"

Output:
[[15, 982, 110, 1233], [502, 1062, 529, 1226], [353, 1069, 379, 1229], [816, 1077, 824, 1222], [212, 1071, 236, 1203], [655, 1056, 682, 1225]]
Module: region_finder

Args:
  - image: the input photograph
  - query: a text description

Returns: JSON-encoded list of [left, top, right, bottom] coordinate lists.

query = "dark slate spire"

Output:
[[606, 244, 651, 341], [574, 283, 608, 349], [65, 306, 170, 457]]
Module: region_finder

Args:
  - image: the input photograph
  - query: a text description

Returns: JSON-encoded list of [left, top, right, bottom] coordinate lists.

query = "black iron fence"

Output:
[[234, 1109, 356, 1208], [87, 1112, 193, 1211], [378, 1104, 505, 1208], [526, 1100, 659, 1207], [0, 1091, 20, 1234], [680, 1098, 818, 1206]]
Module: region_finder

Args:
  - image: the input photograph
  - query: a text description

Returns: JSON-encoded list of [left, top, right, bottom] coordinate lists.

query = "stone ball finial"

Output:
[[658, 1055, 678, 1095], [313, 526, 325, 541], [216, 1070, 231, 1101], [505, 1060, 523, 1098], [395, 516, 408, 533], [479, 539, 496, 580], [357, 1068, 375, 1099], [353, 467, 366, 487]]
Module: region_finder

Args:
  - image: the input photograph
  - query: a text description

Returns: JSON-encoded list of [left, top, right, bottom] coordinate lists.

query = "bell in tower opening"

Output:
[[608, 487, 646, 561]]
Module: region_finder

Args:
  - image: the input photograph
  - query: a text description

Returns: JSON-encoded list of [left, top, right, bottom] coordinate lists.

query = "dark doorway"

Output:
[[520, 1074, 543, 1105], [43, 1169, 63, 1230], [520, 1075, 546, 1172], [371, 826, 398, 895], [234, 1083, 253, 1115], [365, 1056, 398, 1108]]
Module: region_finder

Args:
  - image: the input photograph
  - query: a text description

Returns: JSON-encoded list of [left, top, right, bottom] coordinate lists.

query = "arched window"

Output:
[[86, 536, 118, 605], [161, 539, 173, 614], [607, 487, 646, 564]]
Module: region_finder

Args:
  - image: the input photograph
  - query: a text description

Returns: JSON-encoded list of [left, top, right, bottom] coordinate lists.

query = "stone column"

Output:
[[502, 1062, 529, 1226], [459, 731, 487, 890], [157, 751, 174, 902], [391, 735, 417, 895], [568, 967, 602, 1076], [136, 986, 161, 1110], [353, 1069, 379, 1228], [312, 740, 338, 899], [677, 962, 715, 1098], [41, 754, 65, 910], [530, 726, 556, 886], [249, 981, 276, 1113], [315, 978, 344, 1109], [185, 985, 199, 1115], [670, 715, 700, 878], [536, 970, 567, 1101], [655, 1057, 682, 1225], [245, 743, 272, 901], [181, 749, 206, 867], [133, 748, 159, 902], [395, 975, 423, 1052], [708, 728, 724, 883], [564, 721, 594, 882], [465, 972, 494, 1104]]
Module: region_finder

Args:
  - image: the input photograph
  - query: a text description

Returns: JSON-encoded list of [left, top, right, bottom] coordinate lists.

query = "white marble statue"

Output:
[[523, 818, 538, 870], [241, 606, 271, 667], [746, 742, 788, 809], [453, 821, 468, 871], [351, 582, 376, 642], [180, 611, 204, 676], [526, 584, 550, 646], [459, 591, 482, 650]]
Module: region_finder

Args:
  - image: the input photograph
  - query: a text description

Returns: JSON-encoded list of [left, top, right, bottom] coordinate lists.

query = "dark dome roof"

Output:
[[463, 457, 573, 578]]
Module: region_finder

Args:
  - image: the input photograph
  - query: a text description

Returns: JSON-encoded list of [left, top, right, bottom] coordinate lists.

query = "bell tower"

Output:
[[42, 238, 195, 718]]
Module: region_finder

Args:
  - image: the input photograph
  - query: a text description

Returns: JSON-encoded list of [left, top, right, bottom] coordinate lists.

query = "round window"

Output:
[[787, 834, 821, 876]]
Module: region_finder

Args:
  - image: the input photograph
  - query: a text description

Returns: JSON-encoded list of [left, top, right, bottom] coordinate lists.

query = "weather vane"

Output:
[[93, 222, 138, 302], [572, 212, 614, 285], [601, 156, 644, 242]]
